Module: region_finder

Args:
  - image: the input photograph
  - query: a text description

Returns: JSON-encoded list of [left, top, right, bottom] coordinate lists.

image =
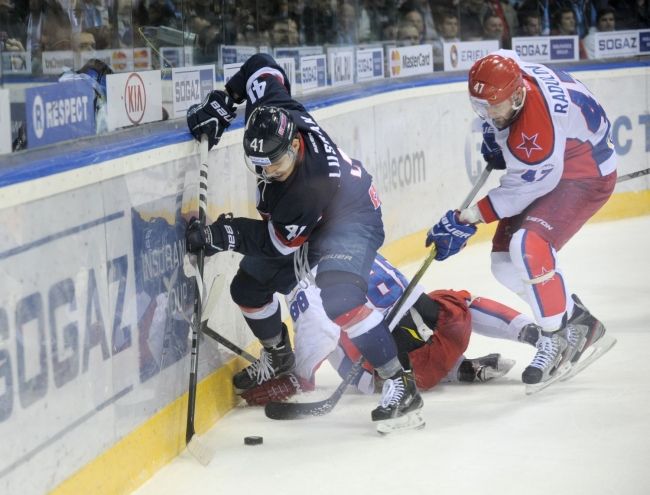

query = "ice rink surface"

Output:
[[134, 216, 650, 495]]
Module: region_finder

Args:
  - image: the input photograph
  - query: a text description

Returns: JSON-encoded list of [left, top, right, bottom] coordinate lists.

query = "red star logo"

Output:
[[516, 132, 543, 158]]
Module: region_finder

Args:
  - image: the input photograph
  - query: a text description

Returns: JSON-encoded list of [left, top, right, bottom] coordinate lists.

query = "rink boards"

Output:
[[0, 63, 648, 495]]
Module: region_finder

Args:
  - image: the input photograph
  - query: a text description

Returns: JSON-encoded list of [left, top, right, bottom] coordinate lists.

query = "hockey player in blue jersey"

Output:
[[184, 53, 423, 432]]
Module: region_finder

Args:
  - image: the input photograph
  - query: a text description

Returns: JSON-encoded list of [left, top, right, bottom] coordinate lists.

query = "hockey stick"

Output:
[[185, 135, 215, 466], [265, 164, 495, 420], [616, 167, 650, 183], [203, 325, 258, 362]]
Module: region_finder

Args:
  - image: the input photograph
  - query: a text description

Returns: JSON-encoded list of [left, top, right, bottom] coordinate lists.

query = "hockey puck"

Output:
[[244, 436, 263, 446]]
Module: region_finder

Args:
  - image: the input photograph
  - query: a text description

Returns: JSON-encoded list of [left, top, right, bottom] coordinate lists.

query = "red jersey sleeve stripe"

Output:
[[477, 196, 499, 224]]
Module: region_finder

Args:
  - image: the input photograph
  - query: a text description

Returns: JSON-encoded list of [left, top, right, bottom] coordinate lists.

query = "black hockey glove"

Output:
[[187, 90, 237, 150], [481, 122, 506, 170], [185, 214, 240, 256]]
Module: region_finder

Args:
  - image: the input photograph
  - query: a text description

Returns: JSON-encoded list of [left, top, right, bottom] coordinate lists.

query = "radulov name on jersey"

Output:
[[526, 65, 569, 114]]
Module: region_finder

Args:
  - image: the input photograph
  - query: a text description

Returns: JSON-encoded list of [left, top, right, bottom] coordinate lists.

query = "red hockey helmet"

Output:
[[468, 54, 525, 124], [469, 54, 522, 103]]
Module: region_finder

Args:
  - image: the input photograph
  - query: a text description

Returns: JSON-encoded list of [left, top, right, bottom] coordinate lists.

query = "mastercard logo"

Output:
[[390, 49, 401, 76], [112, 50, 128, 71], [134, 48, 150, 69]]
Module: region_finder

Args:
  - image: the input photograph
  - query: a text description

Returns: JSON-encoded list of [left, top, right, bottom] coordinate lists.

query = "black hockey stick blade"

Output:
[[265, 359, 365, 420]]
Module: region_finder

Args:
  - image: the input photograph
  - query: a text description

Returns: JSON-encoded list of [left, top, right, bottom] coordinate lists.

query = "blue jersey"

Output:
[[226, 54, 382, 257]]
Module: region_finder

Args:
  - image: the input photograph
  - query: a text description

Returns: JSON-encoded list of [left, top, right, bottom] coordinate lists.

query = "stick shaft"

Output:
[[186, 135, 209, 444], [617, 167, 650, 183]]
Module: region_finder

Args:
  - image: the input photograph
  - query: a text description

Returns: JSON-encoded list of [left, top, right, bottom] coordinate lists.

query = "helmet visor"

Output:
[[245, 146, 296, 181], [470, 96, 491, 120]]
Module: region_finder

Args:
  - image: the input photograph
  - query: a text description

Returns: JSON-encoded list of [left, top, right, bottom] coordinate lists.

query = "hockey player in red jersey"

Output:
[[241, 254, 525, 406], [184, 54, 423, 431], [426, 50, 617, 393]]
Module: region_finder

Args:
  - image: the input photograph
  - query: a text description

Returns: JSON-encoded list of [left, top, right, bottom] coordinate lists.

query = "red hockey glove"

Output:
[[240, 373, 314, 406]]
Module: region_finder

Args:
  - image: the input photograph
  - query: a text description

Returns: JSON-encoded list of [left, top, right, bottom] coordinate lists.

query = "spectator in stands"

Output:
[[381, 19, 399, 41], [0, 0, 25, 51], [483, 11, 506, 44], [73, 0, 112, 49], [518, 9, 543, 36], [356, 0, 378, 43], [302, 0, 335, 44], [459, 0, 488, 40], [551, 6, 578, 34], [582, 5, 616, 58], [270, 17, 299, 46], [26, 0, 72, 64], [432, 9, 460, 64], [58, 58, 113, 134], [76, 29, 96, 52], [438, 9, 461, 42], [408, 0, 440, 40], [116, 0, 134, 46], [398, 2, 427, 43], [608, 0, 649, 28], [335, 1, 358, 44], [397, 21, 422, 45], [552, 0, 597, 37], [197, 24, 221, 58], [74, 0, 106, 31]]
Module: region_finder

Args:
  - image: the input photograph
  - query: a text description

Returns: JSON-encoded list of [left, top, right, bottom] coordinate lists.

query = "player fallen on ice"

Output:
[[426, 50, 617, 394], [240, 254, 539, 406], [185, 53, 424, 432]]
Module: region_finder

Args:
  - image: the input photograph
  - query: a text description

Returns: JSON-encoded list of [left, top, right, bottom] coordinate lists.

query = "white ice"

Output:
[[134, 216, 650, 495]]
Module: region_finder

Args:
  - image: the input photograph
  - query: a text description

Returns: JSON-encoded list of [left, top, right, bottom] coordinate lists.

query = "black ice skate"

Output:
[[560, 294, 617, 381], [458, 353, 516, 383], [233, 324, 296, 393], [371, 369, 425, 434], [522, 327, 572, 395]]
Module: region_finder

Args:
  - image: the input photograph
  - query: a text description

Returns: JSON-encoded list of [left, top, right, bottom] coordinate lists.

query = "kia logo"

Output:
[[124, 73, 147, 124]]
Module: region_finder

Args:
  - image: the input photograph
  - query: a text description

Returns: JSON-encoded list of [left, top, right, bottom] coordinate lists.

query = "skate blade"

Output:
[[495, 358, 516, 378], [561, 335, 617, 382], [376, 410, 425, 435], [525, 362, 572, 396]]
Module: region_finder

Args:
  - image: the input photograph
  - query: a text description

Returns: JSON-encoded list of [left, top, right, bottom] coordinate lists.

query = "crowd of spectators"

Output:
[[1, 0, 650, 70]]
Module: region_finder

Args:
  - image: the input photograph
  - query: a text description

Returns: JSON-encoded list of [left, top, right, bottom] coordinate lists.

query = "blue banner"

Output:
[[640, 30, 650, 53], [130, 203, 193, 382], [550, 38, 576, 60], [26, 81, 96, 148]]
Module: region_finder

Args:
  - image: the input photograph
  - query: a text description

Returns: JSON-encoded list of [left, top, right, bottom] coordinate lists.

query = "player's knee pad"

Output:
[[509, 229, 557, 285], [230, 269, 273, 309], [319, 281, 367, 323], [317, 271, 382, 338]]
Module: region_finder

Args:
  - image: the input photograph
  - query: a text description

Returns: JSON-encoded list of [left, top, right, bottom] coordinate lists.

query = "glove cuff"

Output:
[[458, 205, 483, 224]]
